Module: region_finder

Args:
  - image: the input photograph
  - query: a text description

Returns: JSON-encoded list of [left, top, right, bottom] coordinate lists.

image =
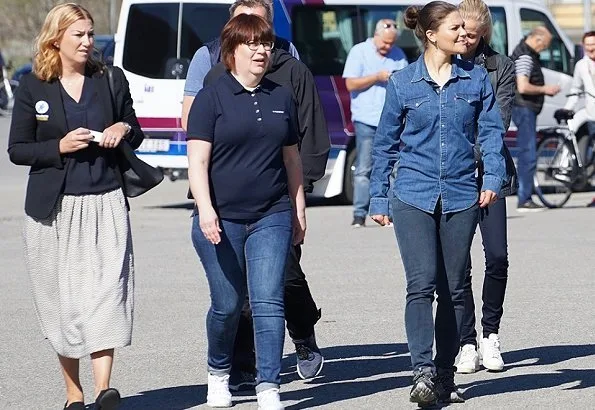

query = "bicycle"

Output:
[[0, 64, 18, 116], [533, 94, 595, 208]]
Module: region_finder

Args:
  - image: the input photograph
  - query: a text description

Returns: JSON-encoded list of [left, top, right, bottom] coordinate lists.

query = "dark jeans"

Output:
[[232, 244, 321, 372], [512, 105, 538, 204], [459, 198, 509, 347], [392, 198, 478, 373], [191, 210, 292, 390]]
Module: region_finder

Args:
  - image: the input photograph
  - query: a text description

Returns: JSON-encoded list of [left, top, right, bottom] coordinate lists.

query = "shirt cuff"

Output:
[[369, 198, 389, 216], [482, 176, 502, 196]]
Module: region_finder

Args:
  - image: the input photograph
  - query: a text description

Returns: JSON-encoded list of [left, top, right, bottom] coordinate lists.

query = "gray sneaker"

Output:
[[410, 368, 438, 408], [294, 334, 324, 379], [228, 368, 256, 392]]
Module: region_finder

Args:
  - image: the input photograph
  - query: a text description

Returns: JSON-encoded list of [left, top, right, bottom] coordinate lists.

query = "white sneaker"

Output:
[[481, 334, 505, 371], [257, 387, 284, 410], [207, 373, 232, 408], [456, 344, 480, 374]]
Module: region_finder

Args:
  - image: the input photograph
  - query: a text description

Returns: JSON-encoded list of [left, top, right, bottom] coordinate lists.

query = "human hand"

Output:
[[479, 190, 498, 208], [199, 206, 222, 245], [59, 127, 92, 154], [543, 84, 561, 96], [293, 213, 306, 245], [371, 214, 391, 226], [98, 122, 128, 149], [377, 70, 391, 83]]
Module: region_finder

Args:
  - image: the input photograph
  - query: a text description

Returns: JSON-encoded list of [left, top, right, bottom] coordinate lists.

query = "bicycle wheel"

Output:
[[533, 133, 575, 208]]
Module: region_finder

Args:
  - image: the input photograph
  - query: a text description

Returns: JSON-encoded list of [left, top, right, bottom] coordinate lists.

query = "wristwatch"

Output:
[[121, 122, 132, 136]]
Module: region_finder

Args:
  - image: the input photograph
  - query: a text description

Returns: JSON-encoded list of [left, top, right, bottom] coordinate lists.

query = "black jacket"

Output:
[[7, 67, 144, 219], [204, 50, 330, 192], [473, 40, 518, 196]]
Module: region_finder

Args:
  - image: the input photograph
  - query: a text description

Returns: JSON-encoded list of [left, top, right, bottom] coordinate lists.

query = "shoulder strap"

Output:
[[106, 66, 117, 120]]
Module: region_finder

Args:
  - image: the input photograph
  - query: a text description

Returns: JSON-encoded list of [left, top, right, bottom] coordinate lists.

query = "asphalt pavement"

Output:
[[0, 115, 594, 409]]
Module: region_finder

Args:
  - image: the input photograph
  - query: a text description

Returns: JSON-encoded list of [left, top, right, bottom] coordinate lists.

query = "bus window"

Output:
[[358, 6, 422, 63], [292, 6, 358, 75], [520, 8, 572, 75], [489, 7, 508, 56], [123, 3, 178, 79], [181, 4, 229, 67]]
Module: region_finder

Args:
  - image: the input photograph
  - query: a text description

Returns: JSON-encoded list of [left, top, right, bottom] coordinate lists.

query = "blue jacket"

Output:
[[369, 54, 506, 215]]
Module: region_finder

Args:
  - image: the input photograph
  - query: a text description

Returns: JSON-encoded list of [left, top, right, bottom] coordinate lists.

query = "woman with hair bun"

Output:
[[369, 1, 505, 406]]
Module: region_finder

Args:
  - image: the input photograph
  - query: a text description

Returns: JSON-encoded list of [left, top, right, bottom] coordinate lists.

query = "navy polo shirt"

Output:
[[187, 72, 299, 220]]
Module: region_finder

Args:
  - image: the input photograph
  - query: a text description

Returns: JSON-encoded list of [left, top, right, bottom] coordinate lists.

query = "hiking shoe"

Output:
[[409, 368, 437, 407], [456, 344, 480, 374], [517, 200, 545, 212], [294, 334, 324, 379], [228, 368, 256, 392], [434, 368, 465, 403], [481, 333, 505, 371], [206, 373, 232, 408], [257, 388, 284, 410], [351, 216, 365, 227]]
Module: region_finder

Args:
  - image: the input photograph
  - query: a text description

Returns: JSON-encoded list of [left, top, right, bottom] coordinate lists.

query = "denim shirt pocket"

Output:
[[403, 95, 431, 130], [454, 92, 481, 138]]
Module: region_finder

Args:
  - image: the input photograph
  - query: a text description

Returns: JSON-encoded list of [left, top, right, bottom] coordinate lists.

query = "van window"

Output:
[[292, 6, 358, 75], [489, 7, 508, 56], [520, 8, 572, 75], [123, 3, 229, 79]]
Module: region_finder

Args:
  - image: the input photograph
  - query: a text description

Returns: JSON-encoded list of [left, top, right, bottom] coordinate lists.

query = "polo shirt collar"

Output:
[[411, 53, 471, 83], [223, 71, 272, 95]]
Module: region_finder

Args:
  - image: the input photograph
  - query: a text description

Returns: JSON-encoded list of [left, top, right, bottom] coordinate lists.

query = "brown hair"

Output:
[[404, 1, 459, 47], [583, 30, 595, 43], [220, 14, 274, 71], [229, 0, 273, 23], [458, 0, 493, 43], [33, 3, 102, 82]]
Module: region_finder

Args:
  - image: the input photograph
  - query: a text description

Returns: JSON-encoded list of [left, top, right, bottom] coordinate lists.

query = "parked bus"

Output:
[[114, 0, 580, 203]]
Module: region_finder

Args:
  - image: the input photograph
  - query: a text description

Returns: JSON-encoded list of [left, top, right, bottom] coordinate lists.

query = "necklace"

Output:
[[59, 75, 84, 87]]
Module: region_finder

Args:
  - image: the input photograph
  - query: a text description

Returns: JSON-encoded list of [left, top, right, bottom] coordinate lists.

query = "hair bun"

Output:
[[404, 6, 419, 30]]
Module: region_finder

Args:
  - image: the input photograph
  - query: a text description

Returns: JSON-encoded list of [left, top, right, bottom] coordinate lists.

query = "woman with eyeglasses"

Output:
[[186, 14, 305, 410]]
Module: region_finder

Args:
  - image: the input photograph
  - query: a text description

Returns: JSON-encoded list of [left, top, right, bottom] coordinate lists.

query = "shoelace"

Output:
[[460, 348, 476, 362], [486, 338, 502, 359], [295, 343, 313, 361]]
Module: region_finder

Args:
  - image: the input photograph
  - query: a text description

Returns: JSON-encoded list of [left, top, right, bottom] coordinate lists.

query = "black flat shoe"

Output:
[[95, 388, 120, 410], [64, 401, 85, 410]]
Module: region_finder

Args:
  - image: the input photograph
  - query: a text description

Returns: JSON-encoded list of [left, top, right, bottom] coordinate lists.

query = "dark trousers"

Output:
[[393, 198, 479, 373], [459, 197, 509, 347], [232, 244, 321, 372]]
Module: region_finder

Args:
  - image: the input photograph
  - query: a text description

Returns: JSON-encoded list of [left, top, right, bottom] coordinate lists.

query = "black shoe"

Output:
[[228, 368, 257, 392], [64, 401, 85, 410], [410, 368, 437, 408], [351, 216, 365, 227], [294, 334, 324, 379], [517, 200, 545, 212], [588, 198, 595, 208], [434, 368, 465, 403], [95, 388, 120, 410]]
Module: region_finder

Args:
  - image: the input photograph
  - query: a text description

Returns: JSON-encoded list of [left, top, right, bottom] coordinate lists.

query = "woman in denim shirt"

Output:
[[368, 2, 505, 406]]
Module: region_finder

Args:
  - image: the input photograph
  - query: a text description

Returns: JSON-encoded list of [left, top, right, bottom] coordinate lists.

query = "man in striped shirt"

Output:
[[510, 26, 561, 212]]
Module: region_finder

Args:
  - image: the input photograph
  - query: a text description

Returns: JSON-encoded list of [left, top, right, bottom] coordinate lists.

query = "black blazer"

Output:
[[8, 66, 144, 219]]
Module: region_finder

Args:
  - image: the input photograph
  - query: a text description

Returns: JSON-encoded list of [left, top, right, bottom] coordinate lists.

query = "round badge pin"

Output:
[[35, 100, 49, 114]]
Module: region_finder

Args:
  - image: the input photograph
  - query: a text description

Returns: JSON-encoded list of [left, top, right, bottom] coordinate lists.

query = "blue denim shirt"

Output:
[[369, 55, 506, 215]]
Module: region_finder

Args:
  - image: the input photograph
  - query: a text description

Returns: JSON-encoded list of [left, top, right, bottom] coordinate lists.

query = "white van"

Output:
[[114, 0, 584, 200]]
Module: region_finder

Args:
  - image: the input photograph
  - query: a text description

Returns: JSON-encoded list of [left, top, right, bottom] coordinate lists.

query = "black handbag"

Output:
[[106, 67, 164, 197]]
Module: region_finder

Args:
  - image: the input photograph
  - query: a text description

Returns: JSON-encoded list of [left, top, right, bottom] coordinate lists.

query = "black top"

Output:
[[511, 40, 545, 114], [60, 77, 119, 194], [204, 49, 330, 192], [187, 72, 299, 220]]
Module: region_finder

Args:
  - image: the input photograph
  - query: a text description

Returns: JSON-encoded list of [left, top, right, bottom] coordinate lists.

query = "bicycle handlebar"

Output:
[[565, 91, 595, 99]]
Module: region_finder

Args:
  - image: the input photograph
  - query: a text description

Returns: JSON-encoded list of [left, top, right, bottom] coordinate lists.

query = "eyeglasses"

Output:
[[245, 41, 274, 51], [382, 23, 397, 29]]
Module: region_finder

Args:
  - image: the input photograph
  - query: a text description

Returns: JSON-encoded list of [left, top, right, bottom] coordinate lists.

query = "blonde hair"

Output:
[[33, 3, 102, 82], [458, 0, 492, 44]]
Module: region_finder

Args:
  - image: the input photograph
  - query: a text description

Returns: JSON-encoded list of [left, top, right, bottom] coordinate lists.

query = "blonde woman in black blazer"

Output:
[[7, 4, 143, 410]]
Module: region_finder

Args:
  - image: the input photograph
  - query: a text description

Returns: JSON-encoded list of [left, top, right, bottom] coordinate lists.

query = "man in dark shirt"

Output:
[[510, 26, 561, 211], [202, 42, 330, 388]]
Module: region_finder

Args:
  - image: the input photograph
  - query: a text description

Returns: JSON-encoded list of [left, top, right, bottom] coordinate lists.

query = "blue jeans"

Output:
[[392, 198, 478, 373], [512, 106, 538, 204], [353, 121, 376, 218], [191, 210, 292, 392]]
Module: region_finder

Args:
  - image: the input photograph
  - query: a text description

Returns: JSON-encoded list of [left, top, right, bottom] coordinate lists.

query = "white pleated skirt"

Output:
[[23, 188, 134, 359]]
